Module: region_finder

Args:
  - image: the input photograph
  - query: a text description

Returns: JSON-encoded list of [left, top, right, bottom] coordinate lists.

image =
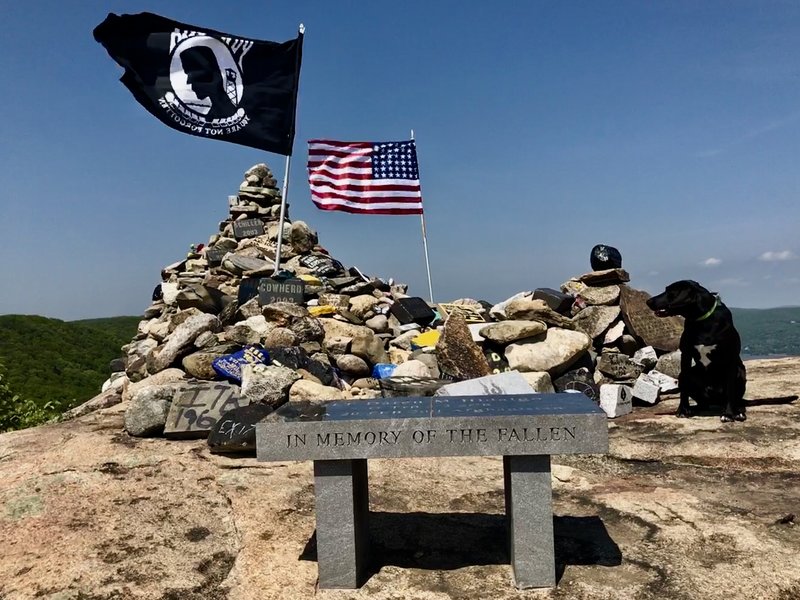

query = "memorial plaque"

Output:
[[256, 393, 608, 461], [205, 246, 230, 266], [437, 303, 488, 323], [299, 254, 345, 277], [484, 343, 512, 374], [390, 297, 436, 326], [258, 278, 305, 305], [164, 381, 248, 439], [232, 218, 265, 239]]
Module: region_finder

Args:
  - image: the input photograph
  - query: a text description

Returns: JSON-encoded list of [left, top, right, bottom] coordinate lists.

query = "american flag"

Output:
[[307, 139, 423, 215]]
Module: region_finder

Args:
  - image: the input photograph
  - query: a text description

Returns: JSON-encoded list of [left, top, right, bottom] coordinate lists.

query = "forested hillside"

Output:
[[0, 315, 138, 430]]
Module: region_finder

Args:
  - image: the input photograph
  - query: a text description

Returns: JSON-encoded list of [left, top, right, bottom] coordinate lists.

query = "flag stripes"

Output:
[[307, 139, 423, 215]]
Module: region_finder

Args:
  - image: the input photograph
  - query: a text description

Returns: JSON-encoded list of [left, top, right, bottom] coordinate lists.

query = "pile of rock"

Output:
[[105, 164, 687, 453]]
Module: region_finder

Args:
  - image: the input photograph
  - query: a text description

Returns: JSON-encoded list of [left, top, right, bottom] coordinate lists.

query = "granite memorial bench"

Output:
[[256, 393, 608, 589]]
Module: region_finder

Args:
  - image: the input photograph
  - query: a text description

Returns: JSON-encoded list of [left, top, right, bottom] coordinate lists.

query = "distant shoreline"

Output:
[[742, 354, 797, 361]]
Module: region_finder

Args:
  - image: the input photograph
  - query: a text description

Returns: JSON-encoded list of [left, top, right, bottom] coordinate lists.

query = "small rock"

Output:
[[479, 320, 547, 345], [289, 380, 344, 402], [392, 360, 431, 378], [241, 363, 300, 407], [124, 384, 183, 437], [336, 354, 371, 376]]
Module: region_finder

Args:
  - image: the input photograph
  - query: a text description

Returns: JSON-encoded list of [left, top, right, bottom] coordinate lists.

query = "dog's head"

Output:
[[646, 280, 716, 319]]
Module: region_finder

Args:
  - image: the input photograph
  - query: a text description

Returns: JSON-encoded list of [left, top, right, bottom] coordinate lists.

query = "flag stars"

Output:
[[372, 141, 420, 180]]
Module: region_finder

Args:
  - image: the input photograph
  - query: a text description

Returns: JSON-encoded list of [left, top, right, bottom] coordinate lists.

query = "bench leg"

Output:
[[313, 459, 370, 588], [503, 455, 556, 588]]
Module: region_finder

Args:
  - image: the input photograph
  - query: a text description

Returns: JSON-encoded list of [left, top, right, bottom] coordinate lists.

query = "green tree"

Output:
[[0, 361, 69, 432], [0, 361, 23, 432]]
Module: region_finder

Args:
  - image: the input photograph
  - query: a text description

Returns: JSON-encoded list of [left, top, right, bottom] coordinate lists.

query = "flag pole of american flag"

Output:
[[307, 139, 423, 215]]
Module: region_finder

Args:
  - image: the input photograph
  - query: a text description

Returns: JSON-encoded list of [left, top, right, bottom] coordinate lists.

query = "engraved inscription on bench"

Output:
[[257, 394, 607, 461]]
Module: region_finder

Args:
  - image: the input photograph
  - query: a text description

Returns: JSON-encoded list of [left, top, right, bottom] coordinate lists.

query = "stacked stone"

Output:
[[481, 268, 684, 418], [111, 165, 690, 451]]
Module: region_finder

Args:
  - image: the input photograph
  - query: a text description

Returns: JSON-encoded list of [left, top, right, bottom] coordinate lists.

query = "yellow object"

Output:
[[309, 305, 337, 317], [412, 330, 440, 347], [297, 274, 322, 286]]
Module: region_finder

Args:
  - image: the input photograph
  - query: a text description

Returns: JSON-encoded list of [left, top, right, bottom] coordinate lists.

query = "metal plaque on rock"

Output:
[[258, 278, 305, 305], [233, 218, 264, 240], [164, 381, 248, 439], [437, 303, 488, 323], [299, 254, 345, 277], [205, 246, 230, 266]]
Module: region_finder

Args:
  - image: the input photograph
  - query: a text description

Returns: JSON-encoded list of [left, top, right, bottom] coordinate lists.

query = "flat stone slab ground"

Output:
[[0, 357, 798, 599]]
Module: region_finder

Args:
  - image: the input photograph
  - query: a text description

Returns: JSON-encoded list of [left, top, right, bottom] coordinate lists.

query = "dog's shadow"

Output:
[[299, 512, 621, 583]]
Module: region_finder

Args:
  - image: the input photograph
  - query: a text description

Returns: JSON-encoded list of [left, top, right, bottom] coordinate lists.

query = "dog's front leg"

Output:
[[676, 362, 693, 419], [677, 387, 692, 418]]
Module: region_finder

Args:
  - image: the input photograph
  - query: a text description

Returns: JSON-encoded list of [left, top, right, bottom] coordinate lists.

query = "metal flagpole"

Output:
[[272, 154, 291, 275], [411, 129, 435, 303], [272, 23, 305, 277]]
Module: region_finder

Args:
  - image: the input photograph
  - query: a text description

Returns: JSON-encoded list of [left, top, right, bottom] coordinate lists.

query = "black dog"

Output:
[[647, 280, 747, 422]]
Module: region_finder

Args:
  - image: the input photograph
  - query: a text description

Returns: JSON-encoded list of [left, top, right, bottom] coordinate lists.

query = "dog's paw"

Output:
[[734, 412, 747, 422], [720, 414, 735, 423], [676, 407, 692, 418]]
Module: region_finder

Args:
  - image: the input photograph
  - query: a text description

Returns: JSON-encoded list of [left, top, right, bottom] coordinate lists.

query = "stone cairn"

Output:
[[108, 164, 686, 453]]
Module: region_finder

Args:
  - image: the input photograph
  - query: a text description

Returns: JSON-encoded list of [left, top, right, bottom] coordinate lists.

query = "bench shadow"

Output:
[[299, 512, 621, 583]]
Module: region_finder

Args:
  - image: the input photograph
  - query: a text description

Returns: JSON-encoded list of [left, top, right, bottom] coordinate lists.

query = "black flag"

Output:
[[94, 12, 303, 156]]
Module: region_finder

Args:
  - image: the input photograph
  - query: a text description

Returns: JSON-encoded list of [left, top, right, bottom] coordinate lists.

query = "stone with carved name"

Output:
[[619, 285, 683, 352]]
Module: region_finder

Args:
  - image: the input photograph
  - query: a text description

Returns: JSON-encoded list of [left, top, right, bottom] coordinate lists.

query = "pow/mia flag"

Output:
[[94, 12, 303, 156]]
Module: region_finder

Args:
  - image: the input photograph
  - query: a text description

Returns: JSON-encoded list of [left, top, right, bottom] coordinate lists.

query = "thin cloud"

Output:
[[701, 257, 722, 267], [759, 250, 796, 262], [696, 111, 800, 158], [714, 277, 749, 287]]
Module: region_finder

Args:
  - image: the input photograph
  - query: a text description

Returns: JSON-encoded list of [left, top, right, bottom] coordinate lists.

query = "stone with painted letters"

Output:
[[208, 403, 274, 455], [599, 384, 633, 418], [632, 346, 658, 369], [164, 381, 247, 439]]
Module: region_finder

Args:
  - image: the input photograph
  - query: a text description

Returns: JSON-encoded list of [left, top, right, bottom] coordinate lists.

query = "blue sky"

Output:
[[1, 1, 799, 320]]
